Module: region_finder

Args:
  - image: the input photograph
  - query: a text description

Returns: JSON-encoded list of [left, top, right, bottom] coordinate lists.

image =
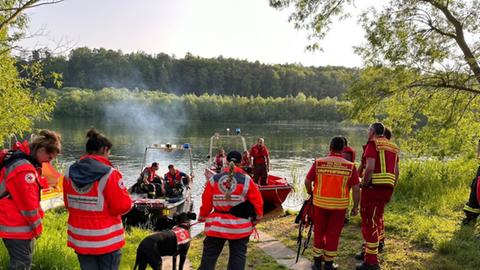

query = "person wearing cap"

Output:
[[249, 138, 270, 185], [198, 151, 264, 270]]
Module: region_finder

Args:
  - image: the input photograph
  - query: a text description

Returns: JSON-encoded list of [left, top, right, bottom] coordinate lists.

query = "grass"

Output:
[[257, 158, 480, 270], [2, 158, 479, 269], [187, 233, 288, 270], [0, 208, 286, 270], [0, 207, 151, 270]]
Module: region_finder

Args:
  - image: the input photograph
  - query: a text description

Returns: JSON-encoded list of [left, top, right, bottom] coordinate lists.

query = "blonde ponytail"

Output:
[[225, 161, 235, 200]]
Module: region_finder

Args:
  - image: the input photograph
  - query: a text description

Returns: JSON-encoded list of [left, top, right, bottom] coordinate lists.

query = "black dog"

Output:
[[133, 212, 197, 270]]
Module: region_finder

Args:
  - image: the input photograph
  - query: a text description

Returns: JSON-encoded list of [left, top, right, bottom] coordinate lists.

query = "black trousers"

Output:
[[77, 249, 122, 270], [464, 167, 480, 218], [3, 238, 35, 270], [198, 236, 249, 270], [253, 164, 268, 186]]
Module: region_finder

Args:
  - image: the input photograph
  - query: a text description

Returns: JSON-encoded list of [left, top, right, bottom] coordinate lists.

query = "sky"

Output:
[[18, 0, 381, 67]]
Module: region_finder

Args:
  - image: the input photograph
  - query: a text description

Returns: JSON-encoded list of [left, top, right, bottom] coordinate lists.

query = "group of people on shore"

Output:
[[305, 122, 399, 270], [0, 128, 133, 270]]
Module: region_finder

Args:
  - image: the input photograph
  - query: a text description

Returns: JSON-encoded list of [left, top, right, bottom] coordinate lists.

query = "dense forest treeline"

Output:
[[38, 87, 346, 122], [18, 48, 354, 98]]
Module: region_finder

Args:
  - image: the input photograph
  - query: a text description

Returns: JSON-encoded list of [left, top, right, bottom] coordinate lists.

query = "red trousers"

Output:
[[312, 206, 346, 261], [360, 187, 393, 265]]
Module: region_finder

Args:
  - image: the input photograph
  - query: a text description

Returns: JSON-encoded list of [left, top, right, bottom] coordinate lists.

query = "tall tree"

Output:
[[271, 0, 480, 156], [0, 0, 61, 143]]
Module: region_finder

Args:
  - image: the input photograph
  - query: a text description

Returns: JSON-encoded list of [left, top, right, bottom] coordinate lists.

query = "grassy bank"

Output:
[[258, 158, 480, 270], [0, 208, 286, 269], [0, 208, 151, 269]]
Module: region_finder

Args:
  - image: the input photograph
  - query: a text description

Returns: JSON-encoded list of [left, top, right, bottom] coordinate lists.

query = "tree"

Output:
[[0, 0, 61, 144], [271, 0, 480, 156]]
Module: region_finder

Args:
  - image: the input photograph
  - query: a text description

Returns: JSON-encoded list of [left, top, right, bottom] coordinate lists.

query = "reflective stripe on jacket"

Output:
[[63, 156, 132, 255], [0, 155, 44, 239], [200, 167, 263, 239], [371, 138, 399, 187], [313, 155, 354, 210]]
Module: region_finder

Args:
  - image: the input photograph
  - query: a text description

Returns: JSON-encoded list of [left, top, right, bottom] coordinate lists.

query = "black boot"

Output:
[[378, 240, 385, 253], [355, 244, 365, 260], [355, 262, 380, 270], [324, 261, 339, 270], [311, 256, 323, 270]]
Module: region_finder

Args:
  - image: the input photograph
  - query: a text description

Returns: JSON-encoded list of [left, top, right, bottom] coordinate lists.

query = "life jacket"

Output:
[[144, 166, 157, 182], [240, 155, 250, 167], [172, 226, 191, 246], [215, 154, 226, 168], [0, 142, 44, 239], [165, 170, 182, 188], [371, 138, 400, 187], [64, 159, 128, 255], [313, 154, 354, 210], [202, 167, 262, 239], [250, 144, 269, 165]]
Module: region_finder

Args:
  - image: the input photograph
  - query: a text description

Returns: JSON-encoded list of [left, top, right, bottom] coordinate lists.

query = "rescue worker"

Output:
[[341, 136, 356, 163], [137, 162, 164, 198], [461, 170, 480, 225], [249, 138, 270, 185], [461, 140, 480, 225], [0, 130, 62, 270], [215, 149, 227, 170], [63, 128, 132, 270], [198, 151, 263, 270], [240, 150, 252, 174], [305, 137, 360, 270], [340, 136, 356, 224], [355, 123, 400, 270], [163, 164, 191, 197], [377, 127, 392, 250]]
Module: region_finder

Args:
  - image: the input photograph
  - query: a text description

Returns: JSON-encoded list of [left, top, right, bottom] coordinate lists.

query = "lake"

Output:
[[40, 117, 367, 212]]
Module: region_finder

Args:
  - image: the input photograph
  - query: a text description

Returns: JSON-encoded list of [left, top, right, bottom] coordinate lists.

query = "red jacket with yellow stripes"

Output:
[[199, 166, 263, 239], [0, 142, 44, 239], [63, 155, 132, 255]]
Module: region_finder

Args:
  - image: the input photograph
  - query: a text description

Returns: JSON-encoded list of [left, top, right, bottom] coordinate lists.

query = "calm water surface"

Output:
[[41, 117, 366, 214]]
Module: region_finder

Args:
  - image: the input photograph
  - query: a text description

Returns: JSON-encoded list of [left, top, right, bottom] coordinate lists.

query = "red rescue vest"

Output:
[[172, 226, 191, 246], [0, 145, 44, 239], [64, 167, 126, 255], [371, 138, 399, 187], [202, 167, 260, 239], [313, 155, 354, 210]]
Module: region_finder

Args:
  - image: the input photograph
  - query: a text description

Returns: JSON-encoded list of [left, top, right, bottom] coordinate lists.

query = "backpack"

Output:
[[294, 197, 314, 225], [0, 149, 33, 200]]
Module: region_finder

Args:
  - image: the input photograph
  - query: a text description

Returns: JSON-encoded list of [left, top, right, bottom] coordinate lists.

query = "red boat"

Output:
[[204, 129, 292, 207]]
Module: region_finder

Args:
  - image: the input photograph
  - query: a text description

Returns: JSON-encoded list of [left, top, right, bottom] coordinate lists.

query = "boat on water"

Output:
[[204, 129, 292, 207], [123, 143, 193, 230]]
